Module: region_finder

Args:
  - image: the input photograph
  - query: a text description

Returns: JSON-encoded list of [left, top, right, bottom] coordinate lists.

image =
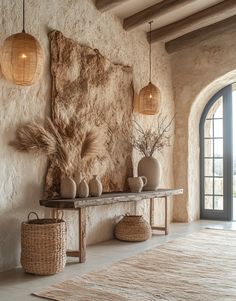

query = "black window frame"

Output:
[[200, 85, 233, 221]]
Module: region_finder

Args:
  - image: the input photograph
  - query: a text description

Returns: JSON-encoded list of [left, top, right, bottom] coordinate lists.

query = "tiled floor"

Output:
[[0, 220, 235, 301]]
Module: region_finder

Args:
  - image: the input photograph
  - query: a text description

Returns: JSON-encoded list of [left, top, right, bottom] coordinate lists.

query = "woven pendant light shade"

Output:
[[1, 32, 43, 86], [138, 21, 161, 115], [139, 82, 161, 115]]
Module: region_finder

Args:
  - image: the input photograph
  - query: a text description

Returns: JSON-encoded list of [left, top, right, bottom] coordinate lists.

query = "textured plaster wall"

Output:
[[0, 0, 174, 271], [171, 28, 236, 222]]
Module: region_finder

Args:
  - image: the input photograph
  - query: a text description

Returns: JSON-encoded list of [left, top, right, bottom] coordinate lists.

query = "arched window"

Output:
[[200, 85, 234, 220]]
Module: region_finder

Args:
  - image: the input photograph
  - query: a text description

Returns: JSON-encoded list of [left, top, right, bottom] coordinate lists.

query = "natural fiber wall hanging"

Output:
[[12, 31, 134, 198]]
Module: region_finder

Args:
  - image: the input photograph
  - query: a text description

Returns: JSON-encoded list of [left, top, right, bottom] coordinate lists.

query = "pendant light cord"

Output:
[[22, 0, 25, 33], [149, 21, 153, 83]]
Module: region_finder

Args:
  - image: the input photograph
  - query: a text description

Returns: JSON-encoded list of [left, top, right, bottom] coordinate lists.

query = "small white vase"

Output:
[[78, 178, 89, 198], [60, 176, 76, 199], [89, 175, 103, 197], [137, 157, 160, 191]]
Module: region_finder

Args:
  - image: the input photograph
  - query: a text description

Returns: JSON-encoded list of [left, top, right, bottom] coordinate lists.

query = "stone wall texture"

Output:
[[171, 27, 236, 222], [0, 0, 174, 271]]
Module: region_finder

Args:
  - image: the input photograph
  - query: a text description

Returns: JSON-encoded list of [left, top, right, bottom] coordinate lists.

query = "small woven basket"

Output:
[[114, 214, 152, 242], [21, 212, 67, 275]]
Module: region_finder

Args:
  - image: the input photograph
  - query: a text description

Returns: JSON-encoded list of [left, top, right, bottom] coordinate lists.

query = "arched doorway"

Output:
[[200, 84, 236, 220]]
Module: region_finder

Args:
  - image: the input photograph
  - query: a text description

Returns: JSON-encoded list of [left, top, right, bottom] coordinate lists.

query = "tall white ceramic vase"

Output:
[[60, 176, 76, 198], [137, 156, 160, 191]]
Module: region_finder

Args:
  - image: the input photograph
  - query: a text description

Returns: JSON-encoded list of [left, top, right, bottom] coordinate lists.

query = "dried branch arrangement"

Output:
[[131, 115, 175, 157]]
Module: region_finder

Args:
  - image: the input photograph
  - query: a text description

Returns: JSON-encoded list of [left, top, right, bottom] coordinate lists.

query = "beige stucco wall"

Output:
[[171, 28, 236, 222], [0, 0, 174, 272]]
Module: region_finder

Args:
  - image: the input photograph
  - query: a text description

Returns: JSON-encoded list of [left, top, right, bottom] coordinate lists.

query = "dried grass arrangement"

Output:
[[131, 115, 175, 157], [80, 129, 105, 161], [10, 117, 106, 175], [10, 118, 68, 169]]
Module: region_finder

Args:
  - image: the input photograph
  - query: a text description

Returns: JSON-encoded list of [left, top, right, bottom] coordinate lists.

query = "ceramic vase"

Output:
[[137, 156, 160, 191], [89, 175, 103, 197], [60, 176, 76, 199], [78, 178, 89, 198]]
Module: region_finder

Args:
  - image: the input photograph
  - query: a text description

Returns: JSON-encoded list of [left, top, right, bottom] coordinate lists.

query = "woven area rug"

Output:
[[34, 229, 236, 301]]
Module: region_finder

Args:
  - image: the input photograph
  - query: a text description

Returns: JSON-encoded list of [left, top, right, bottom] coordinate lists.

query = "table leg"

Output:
[[52, 208, 57, 219], [150, 197, 169, 235], [150, 198, 154, 227], [79, 207, 86, 263], [164, 196, 168, 235]]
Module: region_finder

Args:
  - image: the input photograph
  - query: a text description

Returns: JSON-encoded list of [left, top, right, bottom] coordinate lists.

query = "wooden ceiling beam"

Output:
[[149, 0, 236, 43], [165, 15, 236, 54], [95, 0, 128, 12], [123, 0, 192, 31]]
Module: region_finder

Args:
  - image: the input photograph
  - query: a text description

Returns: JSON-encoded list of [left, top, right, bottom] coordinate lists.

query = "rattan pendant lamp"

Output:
[[0, 0, 44, 86], [139, 21, 161, 115]]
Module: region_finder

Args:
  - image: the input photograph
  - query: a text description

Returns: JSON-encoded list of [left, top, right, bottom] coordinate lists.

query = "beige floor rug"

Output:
[[34, 229, 236, 301]]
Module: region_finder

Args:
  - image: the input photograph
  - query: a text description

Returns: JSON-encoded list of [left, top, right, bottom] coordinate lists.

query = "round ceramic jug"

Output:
[[78, 178, 89, 198], [138, 157, 160, 191], [60, 176, 76, 199], [128, 176, 147, 193], [89, 175, 103, 197]]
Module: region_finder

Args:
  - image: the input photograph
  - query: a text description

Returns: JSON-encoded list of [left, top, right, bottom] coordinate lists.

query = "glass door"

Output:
[[233, 84, 236, 220], [200, 85, 232, 220]]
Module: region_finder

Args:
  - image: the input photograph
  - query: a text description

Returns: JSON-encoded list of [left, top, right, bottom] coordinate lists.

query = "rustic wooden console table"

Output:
[[40, 189, 183, 263]]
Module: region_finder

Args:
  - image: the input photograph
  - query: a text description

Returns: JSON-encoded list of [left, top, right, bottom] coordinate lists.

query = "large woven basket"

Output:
[[114, 214, 152, 242], [21, 212, 66, 275]]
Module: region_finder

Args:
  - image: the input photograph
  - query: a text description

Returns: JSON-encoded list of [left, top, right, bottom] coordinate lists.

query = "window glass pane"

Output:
[[205, 139, 213, 157], [213, 119, 223, 137], [214, 139, 223, 157], [205, 159, 213, 176], [214, 178, 224, 195], [214, 196, 224, 210], [207, 97, 223, 118], [214, 98, 223, 118], [204, 120, 213, 138], [204, 177, 213, 194], [205, 196, 213, 210], [214, 158, 223, 176]]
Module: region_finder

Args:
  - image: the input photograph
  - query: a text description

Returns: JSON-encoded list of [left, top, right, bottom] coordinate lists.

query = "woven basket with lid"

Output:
[[21, 212, 66, 275], [115, 214, 152, 242]]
